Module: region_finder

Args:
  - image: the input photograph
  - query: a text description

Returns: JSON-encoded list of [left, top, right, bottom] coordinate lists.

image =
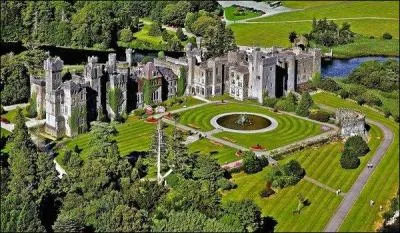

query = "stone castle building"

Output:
[[31, 42, 321, 138], [335, 109, 367, 139]]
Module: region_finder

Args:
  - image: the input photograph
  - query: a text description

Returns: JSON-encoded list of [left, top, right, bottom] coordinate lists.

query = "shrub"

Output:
[[242, 151, 268, 174], [134, 109, 145, 117], [282, 160, 305, 178], [393, 114, 400, 123], [355, 96, 366, 105], [266, 160, 305, 188], [347, 85, 367, 97], [383, 108, 391, 118], [382, 32, 392, 40], [158, 51, 165, 59], [217, 178, 237, 191], [263, 97, 278, 108], [162, 30, 172, 41], [339, 89, 349, 99], [340, 152, 360, 169], [259, 187, 275, 198], [119, 28, 133, 42], [344, 136, 369, 157], [361, 92, 382, 107], [0, 105, 5, 115], [176, 27, 186, 41], [318, 79, 341, 92], [309, 110, 331, 122], [311, 72, 321, 87]]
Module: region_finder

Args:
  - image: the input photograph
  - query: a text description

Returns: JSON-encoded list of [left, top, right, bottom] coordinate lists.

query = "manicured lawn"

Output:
[[312, 92, 399, 232], [224, 6, 263, 21], [57, 118, 157, 163], [178, 102, 322, 150], [283, 1, 340, 9], [222, 166, 342, 232], [251, 1, 399, 22], [281, 124, 382, 193], [1, 108, 29, 124], [188, 138, 239, 165], [166, 96, 204, 111]]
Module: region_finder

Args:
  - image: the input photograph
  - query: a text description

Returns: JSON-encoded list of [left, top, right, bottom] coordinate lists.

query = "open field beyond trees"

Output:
[[230, 1, 399, 57], [312, 92, 399, 232]]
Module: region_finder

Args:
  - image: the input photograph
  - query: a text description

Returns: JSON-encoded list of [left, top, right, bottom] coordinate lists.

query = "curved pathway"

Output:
[[318, 104, 394, 232]]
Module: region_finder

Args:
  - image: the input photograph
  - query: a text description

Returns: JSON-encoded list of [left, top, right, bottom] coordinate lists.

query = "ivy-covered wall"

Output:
[[143, 79, 152, 105], [107, 87, 123, 115], [177, 66, 186, 97], [69, 105, 87, 136]]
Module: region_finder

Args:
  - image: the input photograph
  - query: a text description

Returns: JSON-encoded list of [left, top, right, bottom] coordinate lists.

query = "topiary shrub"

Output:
[[344, 136, 369, 157], [309, 110, 331, 122], [383, 108, 391, 118], [266, 160, 305, 188], [242, 151, 269, 174], [340, 151, 360, 169]]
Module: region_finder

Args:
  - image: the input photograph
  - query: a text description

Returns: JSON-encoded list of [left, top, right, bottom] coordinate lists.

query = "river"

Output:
[[321, 56, 399, 78]]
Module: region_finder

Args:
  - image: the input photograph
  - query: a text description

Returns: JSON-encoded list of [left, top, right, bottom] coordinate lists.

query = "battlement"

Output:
[[335, 108, 365, 124], [87, 56, 99, 65], [44, 57, 64, 71]]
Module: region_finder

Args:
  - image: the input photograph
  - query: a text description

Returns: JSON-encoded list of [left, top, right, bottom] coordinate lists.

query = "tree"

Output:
[[318, 78, 341, 92], [203, 22, 236, 58], [223, 200, 263, 232], [296, 92, 313, 117], [157, 51, 165, 59], [148, 22, 162, 37], [119, 28, 133, 42], [382, 32, 392, 40], [340, 151, 360, 169], [242, 151, 269, 174], [289, 31, 297, 44], [344, 136, 369, 157], [177, 66, 186, 96], [176, 27, 186, 41], [161, 1, 191, 27]]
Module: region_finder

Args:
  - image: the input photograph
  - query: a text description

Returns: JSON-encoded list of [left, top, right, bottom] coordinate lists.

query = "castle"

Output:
[[335, 109, 367, 139], [31, 41, 321, 138]]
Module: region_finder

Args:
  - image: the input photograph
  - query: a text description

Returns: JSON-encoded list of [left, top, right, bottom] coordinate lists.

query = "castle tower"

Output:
[[126, 48, 133, 67], [44, 57, 63, 93], [311, 48, 322, 74], [287, 55, 296, 92], [107, 53, 117, 73], [185, 43, 195, 94]]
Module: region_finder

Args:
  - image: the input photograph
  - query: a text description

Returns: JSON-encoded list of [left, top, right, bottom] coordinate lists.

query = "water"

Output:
[[216, 114, 271, 130], [321, 56, 399, 78], [0, 41, 184, 64]]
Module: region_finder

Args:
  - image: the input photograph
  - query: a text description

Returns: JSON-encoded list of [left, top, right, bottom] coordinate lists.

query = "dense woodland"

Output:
[[0, 1, 234, 55], [0, 110, 274, 232]]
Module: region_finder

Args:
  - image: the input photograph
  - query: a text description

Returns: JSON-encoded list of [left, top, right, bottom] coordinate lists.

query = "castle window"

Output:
[[270, 67, 272, 71], [257, 76, 260, 80]]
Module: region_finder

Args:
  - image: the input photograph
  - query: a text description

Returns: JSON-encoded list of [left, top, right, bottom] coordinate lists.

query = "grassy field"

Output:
[[179, 102, 322, 150], [281, 124, 382, 192], [312, 92, 399, 231], [188, 138, 239, 165], [1, 108, 29, 124], [222, 164, 342, 232], [224, 6, 263, 21], [230, 1, 399, 57], [57, 117, 156, 163], [252, 1, 399, 22], [336, 81, 399, 116]]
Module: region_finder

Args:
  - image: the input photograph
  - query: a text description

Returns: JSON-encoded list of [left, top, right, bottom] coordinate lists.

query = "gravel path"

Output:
[[318, 104, 395, 232]]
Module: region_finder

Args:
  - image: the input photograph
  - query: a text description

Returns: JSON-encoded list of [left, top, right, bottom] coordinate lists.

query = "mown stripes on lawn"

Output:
[[187, 138, 239, 165], [179, 102, 322, 150], [313, 92, 399, 232]]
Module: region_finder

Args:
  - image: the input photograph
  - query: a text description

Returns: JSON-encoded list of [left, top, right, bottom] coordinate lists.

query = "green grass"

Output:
[[62, 65, 84, 74], [1, 108, 28, 124], [57, 118, 156, 163], [224, 6, 263, 21], [188, 138, 239, 165], [281, 124, 382, 192], [178, 102, 322, 150], [166, 96, 204, 111], [336, 81, 399, 116], [312, 92, 399, 232], [252, 1, 399, 22], [222, 166, 342, 232], [229, 1, 399, 57]]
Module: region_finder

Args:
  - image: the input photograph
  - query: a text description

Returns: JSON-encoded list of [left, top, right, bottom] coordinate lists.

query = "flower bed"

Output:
[[250, 144, 266, 151], [145, 116, 158, 124]]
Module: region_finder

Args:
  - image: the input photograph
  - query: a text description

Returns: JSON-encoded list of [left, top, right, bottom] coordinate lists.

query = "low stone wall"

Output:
[[270, 130, 339, 160]]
